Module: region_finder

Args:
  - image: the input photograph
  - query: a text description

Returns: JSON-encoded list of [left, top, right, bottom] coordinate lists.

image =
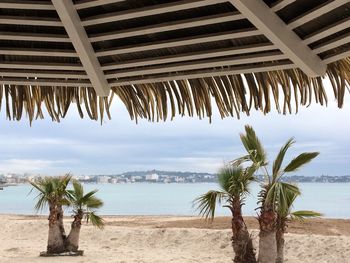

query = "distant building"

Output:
[[145, 173, 159, 182], [110, 178, 118, 184], [97, 176, 111, 184], [131, 176, 143, 182], [174, 176, 185, 183]]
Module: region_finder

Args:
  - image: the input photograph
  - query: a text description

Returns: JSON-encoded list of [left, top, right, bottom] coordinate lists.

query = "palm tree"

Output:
[[30, 175, 71, 254], [194, 166, 257, 263], [275, 190, 321, 263], [65, 180, 104, 252], [232, 125, 319, 263]]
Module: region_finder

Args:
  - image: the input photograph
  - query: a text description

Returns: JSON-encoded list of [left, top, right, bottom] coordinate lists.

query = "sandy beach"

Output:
[[1, 215, 349, 263]]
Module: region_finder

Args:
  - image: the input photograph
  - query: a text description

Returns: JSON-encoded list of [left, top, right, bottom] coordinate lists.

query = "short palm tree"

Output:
[[276, 190, 321, 263], [194, 166, 257, 263], [66, 180, 104, 252], [30, 175, 71, 254], [232, 125, 319, 263]]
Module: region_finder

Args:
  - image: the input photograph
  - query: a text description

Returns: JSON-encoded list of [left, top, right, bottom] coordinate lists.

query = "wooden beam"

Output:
[[0, 1, 55, 10], [0, 32, 70, 42], [90, 12, 245, 42], [52, 0, 110, 96], [271, 0, 296, 12], [75, 0, 125, 10], [109, 62, 295, 86], [0, 48, 78, 57], [96, 29, 260, 57], [229, 0, 326, 77], [0, 78, 92, 87], [0, 16, 63, 26], [303, 18, 350, 45], [0, 70, 88, 79], [288, 0, 349, 29], [82, 0, 227, 26], [105, 52, 287, 79], [313, 33, 350, 54], [0, 62, 83, 71], [322, 47, 350, 64], [101, 43, 277, 71]]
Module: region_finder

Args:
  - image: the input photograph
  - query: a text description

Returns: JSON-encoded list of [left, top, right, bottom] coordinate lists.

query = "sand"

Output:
[[0, 215, 349, 263]]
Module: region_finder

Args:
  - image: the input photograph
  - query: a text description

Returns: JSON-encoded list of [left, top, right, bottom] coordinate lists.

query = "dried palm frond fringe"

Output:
[[0, 57, 349, 124]]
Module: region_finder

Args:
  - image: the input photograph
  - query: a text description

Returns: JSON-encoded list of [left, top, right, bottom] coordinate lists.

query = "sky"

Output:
[[0, 86, 350, 177]]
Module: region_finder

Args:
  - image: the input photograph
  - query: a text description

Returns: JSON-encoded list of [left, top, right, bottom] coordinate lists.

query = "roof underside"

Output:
[[0, 0, 349, 123]]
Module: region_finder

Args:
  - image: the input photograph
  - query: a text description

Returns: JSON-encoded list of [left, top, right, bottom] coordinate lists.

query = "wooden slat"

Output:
[[0, 78, 92, 87], [0, 48, 78, 57], [229, 0, 326, 77], [322, 47, 350, 64], [90, 12, 245, 42], [271, 0, 297, 12], [0, 1, 55, 10], [0, 70, 89, 79], [313, 33, 350, 54], [96, 29, 261, 57], [0, 62, 84, 71], [0, 16, 63, 27], [288, 0, 349, 29], [81, 0, 228, 26], [0, 32, 70, 42], [303, 18, 350, 45], [75, 0, 125, 10], [105, 52, 287, 79], [101, 43, 277, 70], [52, 0, 110, 96], [109, 61, 295, 86]]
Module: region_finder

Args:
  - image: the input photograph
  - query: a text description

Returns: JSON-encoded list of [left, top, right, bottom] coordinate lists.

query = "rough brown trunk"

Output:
[[47, 204, 66, 254], [231, 199, 256, 263], [66, 212, 83, 252], [258, 209, 277, 263], [276, 218, 286, 263]]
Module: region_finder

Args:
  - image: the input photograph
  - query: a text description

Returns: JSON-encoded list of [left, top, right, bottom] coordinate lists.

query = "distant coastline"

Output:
[[1, 170, 350, 185]]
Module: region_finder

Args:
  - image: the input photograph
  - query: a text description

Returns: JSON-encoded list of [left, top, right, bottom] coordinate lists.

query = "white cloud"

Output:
[[0, 158, 73, 174], [0, 84, 349, 176]]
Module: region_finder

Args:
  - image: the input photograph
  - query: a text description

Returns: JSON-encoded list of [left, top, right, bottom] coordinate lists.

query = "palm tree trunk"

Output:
[[258, 210, 277, 263], [231, 199, 256, 263], [47, 204, 66, 254], [66, 212, 83, 252], [276, 219, 285, 263]]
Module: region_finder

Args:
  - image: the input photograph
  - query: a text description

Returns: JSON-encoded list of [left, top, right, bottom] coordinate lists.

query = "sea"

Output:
[[0, 183, 349, 218]]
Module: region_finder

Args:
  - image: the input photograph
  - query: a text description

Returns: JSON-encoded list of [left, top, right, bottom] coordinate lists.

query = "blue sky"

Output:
[[0, 87, 350, 176]]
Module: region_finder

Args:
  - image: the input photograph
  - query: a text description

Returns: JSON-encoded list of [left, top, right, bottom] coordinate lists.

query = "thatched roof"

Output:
[[0, 0, 349, 123]]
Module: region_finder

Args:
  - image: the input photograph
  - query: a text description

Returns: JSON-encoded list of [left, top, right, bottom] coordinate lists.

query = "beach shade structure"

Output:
[[0, 0, 349, 123]]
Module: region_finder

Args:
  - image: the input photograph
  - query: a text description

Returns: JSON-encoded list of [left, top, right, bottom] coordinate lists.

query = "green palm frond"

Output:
[[84, 196, 104, 209], [72, 179, 84, 200], [272, 138, 295, 179], [290, 210, 322, 221], [34, 195, 48, 212], [284, 152, 320, 173], [29, 175, 72, 212], [265, 182, 301, 213], [218, 166, 241, 193], [60, 198, 71, 207], [29, 181, 45, 195], [240, 125, 267, 166], [68, 180, 104, 223], [81, 189, 99, 203], [193, 190, 227, 220], [87, 211, 105, 229], [230, 154, 252, 167]]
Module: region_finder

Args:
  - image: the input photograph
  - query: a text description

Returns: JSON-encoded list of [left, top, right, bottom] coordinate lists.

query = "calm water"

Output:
[[0, 183, 349, 218]]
